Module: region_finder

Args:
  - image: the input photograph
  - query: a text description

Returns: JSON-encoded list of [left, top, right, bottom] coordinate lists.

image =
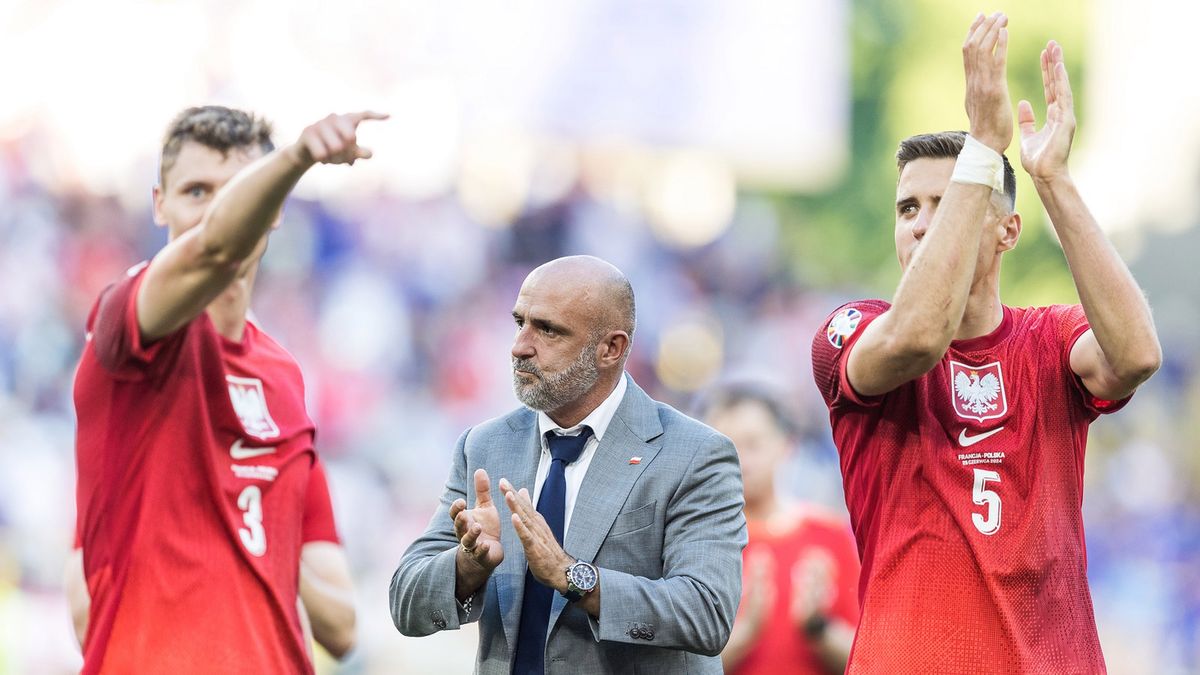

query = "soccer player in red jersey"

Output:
[[811, 14, 1161, 674], [66, 458, 349, 658], [699, 381, 859, 675], [71, 106, 384, 673]]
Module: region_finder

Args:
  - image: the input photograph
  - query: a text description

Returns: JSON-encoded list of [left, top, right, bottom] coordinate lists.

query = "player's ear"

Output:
[[997, 211, 1021, 252], [152, 184, 167, 227]]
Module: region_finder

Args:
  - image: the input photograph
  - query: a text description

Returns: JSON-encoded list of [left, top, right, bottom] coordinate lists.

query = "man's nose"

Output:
[[512, 326, 535, 359], [911, 211, 931, 240]]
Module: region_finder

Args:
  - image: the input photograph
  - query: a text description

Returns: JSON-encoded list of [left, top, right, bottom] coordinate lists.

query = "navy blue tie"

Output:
[[512, 426, 594, 675]]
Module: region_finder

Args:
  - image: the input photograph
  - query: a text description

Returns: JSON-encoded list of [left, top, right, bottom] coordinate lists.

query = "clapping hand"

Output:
[[791, 550, 836, 631], [501, 478, 573, 592], [1018, 41, 1076, 182], [450, 469, 505, 573], [962, 12, 1013, 154]]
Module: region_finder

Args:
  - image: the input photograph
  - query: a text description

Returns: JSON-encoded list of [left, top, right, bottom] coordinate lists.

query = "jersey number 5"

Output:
[[971, 469, 1002, 535], [238, 485, 267, 556]]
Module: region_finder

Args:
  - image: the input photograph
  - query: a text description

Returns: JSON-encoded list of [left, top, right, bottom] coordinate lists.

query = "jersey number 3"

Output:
[[972, 469, 1002, 535], [238, 485, 267, 556]]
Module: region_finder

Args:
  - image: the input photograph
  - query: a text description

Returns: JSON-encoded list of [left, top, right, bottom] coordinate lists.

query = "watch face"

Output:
[[569, 562, 598, 591]]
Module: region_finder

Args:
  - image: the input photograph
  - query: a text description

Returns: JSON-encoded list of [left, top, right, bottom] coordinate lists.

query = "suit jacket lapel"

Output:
[[495, 409, 541, 651], [550, 377, 664, 626]]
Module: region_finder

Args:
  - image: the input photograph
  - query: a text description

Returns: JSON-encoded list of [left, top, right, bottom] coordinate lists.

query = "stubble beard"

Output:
[[512, 342, 601, 413]]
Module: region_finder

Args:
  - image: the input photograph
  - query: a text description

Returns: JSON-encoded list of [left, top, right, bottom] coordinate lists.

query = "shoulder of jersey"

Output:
[[822, 299, 890, 350]]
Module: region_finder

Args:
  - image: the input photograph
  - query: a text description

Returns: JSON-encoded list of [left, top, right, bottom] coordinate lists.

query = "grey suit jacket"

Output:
[[390, 375, 746, 674]]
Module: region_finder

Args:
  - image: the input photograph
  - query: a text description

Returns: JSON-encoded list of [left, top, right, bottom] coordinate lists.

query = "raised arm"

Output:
[[848, 12, 1013, 396], [137, 111, 387, 341], [1017, 42, 1161, 399]]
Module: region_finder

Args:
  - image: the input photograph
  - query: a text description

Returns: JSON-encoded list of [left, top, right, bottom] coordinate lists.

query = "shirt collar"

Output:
[[537, 373, 628, 442]]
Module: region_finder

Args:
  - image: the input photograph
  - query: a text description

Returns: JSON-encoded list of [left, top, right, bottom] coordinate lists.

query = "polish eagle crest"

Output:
[[949, 360, 1008, 422]]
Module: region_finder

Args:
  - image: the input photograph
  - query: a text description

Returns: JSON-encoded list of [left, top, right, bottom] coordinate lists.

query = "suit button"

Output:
[[644, 628, 654, 640], [432, 609, 447, 629]]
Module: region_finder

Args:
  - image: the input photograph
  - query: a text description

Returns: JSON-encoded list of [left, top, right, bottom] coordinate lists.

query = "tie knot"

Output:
[[546, 426, 593, 465]]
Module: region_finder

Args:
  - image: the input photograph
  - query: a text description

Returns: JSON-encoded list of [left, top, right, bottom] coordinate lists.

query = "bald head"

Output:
[[511, 256, 636, 423], [523, 256, 636, 342]]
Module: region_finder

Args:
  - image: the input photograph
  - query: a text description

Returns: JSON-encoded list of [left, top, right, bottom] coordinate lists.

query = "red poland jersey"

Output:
[[732, 506, 861, 675], [811, 300, 1128, 675], [74, 263, 335, 675]]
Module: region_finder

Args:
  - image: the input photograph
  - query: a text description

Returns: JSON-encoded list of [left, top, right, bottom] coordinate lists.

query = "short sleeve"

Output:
[[302, 458, 341, 544], [89, 262, 179, 379], [1056, 304, 1133, 416], [811, 300, 891, 410]]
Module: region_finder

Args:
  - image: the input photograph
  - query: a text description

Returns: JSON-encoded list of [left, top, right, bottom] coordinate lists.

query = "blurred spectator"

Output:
[[697, 379, 858, 674]]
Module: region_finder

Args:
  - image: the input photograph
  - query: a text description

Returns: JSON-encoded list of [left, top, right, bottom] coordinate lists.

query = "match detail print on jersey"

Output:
[[949, 360, 1008, 422]]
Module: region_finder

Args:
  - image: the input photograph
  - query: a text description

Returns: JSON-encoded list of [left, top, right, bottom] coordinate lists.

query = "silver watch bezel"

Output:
[[566, 560, 599, 594]]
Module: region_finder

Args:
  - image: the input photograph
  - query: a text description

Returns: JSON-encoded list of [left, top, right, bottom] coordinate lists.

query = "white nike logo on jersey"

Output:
[[958, 426, 1005, 447], [230, 439, 277, 460]]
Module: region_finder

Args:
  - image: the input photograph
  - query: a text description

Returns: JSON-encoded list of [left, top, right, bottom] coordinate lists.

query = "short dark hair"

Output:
[[896, 131, 1015, 210], [693, 378, 799, 438], [159, 106, 274, 185]]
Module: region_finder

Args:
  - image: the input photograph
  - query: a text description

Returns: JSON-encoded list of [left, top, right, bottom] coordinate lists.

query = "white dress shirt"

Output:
[[532, 374, 628, 537]]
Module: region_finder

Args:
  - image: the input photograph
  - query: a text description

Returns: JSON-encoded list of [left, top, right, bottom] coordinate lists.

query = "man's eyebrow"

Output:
[[175, 178, 214, 191], [514, 311, 571, 335]]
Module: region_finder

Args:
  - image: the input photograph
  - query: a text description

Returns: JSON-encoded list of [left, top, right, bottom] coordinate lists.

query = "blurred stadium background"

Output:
[[1, 0, 1198, 672]]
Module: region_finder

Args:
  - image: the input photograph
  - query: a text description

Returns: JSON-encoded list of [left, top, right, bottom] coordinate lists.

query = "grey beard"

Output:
[[512, 344, 600, 412]]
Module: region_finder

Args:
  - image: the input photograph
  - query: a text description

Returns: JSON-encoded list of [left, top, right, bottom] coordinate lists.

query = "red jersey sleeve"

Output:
[[1055, 304, 1133, 416], [89, 262, 182, 380], [302, 458, 341, 544], [811, 300, 891, 409]]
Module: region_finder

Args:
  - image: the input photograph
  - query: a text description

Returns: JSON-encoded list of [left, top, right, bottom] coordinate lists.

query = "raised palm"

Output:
[[451, 469, 505, 570], [1019, 41, 1076, 181]]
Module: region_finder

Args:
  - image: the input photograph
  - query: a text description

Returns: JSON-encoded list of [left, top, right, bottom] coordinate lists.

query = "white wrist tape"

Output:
[[951, 135, 1005, 193]]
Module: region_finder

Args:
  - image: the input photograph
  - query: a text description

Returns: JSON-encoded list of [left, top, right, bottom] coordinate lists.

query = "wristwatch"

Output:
[[562, 560, 599, 602]]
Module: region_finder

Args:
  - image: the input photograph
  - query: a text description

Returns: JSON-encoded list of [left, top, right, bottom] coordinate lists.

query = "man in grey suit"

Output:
[[391, 255, 746, 674]]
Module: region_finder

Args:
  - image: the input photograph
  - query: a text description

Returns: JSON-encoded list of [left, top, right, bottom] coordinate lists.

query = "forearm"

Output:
[[591, 569, 737, 656], [197, 145, 312, 264], [1039, 175, 1160, 378], [392, 540, 490, 636], [64, 549, 89, 650], [299, 567, 356, 658], [719, 618, 762, 671], [889, 182, 993, 350]]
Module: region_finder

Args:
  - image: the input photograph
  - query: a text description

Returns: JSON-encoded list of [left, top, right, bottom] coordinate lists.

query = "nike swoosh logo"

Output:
[[230, 439, 277, 460], [958, 426, 1005, 447]]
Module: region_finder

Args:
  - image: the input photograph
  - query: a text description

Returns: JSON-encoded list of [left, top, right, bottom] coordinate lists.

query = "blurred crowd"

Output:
[[0, 128, 1197, 673]]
